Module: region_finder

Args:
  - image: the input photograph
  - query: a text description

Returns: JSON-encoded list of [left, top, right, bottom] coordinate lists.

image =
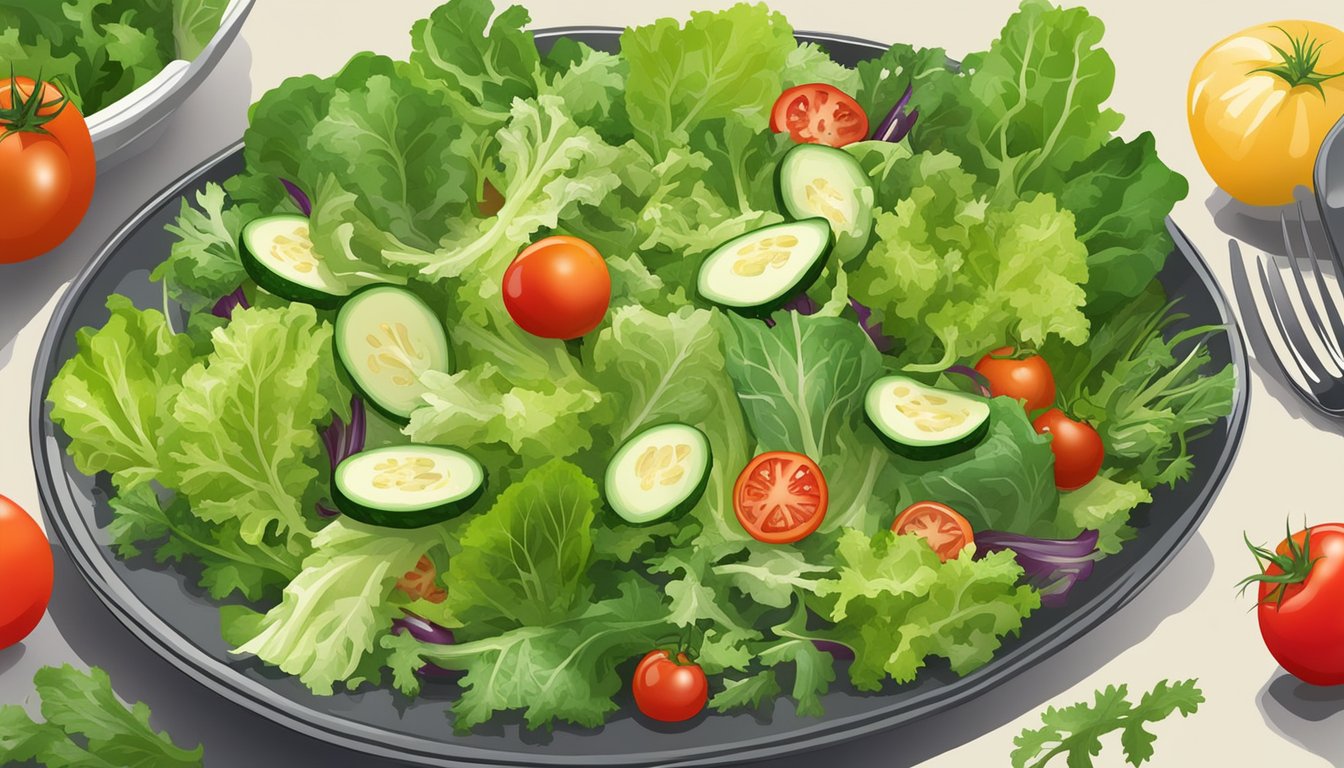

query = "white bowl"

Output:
[[86, 0, 255, 171]]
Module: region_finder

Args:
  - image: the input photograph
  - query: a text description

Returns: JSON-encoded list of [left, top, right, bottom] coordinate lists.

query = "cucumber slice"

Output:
[[334, 286, 452, 421], [776, 144, 875, 263], [865, 375, 991, 459], [696, 219, 833, 317], [240, 215, 351, 308], [604, 423, 712, 525], [333, 445, 486, 528]]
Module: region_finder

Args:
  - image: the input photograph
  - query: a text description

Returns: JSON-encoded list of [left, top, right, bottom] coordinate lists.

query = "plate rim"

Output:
[[29, 28, 1251, 768]]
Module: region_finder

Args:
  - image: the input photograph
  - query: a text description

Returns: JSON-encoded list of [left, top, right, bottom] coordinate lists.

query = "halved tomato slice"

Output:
[[769, 83, 869, 147], [733, 451, 828, 544], [892, 501, 973, 562]]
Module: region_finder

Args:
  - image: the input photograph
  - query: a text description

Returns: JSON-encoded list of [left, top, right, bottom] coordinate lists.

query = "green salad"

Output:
[[46, 0, 1235, 733], [1, 0, 231, 115]]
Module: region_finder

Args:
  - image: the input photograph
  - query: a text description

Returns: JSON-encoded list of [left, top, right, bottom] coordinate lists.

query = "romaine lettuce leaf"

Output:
[[385, 574, 673, 732], [48, 297, 195, 490], [893, 397, 1060, 537], [232, 519, 428, 695], [446, 460, 599, 627], [622, 3, 795, 156], [171, 0, 228, 60], [161, 304, 342, 551]]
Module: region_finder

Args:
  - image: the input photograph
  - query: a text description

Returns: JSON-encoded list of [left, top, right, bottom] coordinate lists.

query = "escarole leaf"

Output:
[[161, 304, 343, 551], [622, 3, 795, 156], [232, 519, 428, 695], [383, 95, 621, 282], [48, 297, 195, 490], [445, 460, 599, 627]]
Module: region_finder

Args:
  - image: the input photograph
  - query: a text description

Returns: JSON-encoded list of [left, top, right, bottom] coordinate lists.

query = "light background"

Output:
[[2, 1, 1342, 765]]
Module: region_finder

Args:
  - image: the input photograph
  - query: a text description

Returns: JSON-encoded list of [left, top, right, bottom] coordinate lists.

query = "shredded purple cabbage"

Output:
[[812, 639, 854, 660], [782, 294, 822, 315], [391, 612, 459, 679], [871, 83, 919, 143], [210, 287, 250, 320], [945, 365, 993, 397], [315, 396, 366, 519], [849, 298, 893, 352], [976, 529, 1101, 607], [280, 178, 312, 217]]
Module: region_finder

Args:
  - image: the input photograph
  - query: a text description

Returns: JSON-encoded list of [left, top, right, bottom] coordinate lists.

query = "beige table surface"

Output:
[[3, 1, 1342, 765]]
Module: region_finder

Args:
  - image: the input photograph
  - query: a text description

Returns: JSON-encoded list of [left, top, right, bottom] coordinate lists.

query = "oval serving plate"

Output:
[[31, 29, 1249, 768]]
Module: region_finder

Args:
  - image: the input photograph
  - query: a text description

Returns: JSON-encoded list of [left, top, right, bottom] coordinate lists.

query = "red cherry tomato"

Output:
[[502, 235, 611, 340], [0, 77, 96, 262], [974, 346, 1056, 412], [769, 83, 869, 147], [1246, 523, 1344, 685], [632, 649, 708, 722], [0, 495, 53, 649], [733, 451, 828, 544], [1033, 408, 1104, 491], [892, 501, 973, 562]]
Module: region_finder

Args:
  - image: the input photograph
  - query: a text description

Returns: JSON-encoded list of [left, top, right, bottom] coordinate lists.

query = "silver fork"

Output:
[[1229, 203, 1344, 418]]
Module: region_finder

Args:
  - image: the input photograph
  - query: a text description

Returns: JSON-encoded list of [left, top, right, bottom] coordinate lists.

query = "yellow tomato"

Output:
[[1188, 21, 1344, 206]]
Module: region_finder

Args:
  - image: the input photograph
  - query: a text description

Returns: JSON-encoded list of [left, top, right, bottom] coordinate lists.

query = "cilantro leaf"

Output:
[[1011, 679, 1203, 768]]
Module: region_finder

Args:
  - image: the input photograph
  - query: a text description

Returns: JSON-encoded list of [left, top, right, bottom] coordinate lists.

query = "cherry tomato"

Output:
[[1032, 408, 1104, 491], [975, 346, 1056, 412], [632, 649, 708, 722], [769, 83, 869, 147], [502, 235, 611, 340], [0, 77, 95, 262], [0, 495, 53, 649], [1242, 522, 1344, 685], [733, 451, 828, 544], [892, 501, 973, 562]]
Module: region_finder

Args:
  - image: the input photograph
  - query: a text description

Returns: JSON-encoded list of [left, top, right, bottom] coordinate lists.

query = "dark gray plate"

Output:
[[30, 28, 1249, 768]]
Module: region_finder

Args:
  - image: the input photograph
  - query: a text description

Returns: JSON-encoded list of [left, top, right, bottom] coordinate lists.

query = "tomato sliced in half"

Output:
[[892, 501, 973, 562], [733, 451, 828, 544], [769, 83, 869, 147]]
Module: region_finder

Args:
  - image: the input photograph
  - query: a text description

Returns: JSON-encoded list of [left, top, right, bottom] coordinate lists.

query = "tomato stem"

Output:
[[1236, 518, 1321, 609], [1249, 27, 1344, 97], [0, 67, 71, 143]]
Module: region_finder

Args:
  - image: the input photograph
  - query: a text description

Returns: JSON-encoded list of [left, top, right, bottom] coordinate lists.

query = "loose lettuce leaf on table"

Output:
[[48, 297, 195, 490], [622, 2, 795, 156], [232, 519, 429, 696], [161, 304, 343, 552]]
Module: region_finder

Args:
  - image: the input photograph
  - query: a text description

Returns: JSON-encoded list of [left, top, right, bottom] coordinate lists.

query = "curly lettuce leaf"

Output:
[[539, 38, 630, 143], [232, 519, 428, 695], [810, 529, 1040, 689], [48, 297, 195, 490], [894, 397, 1060, 536], [161, 305, 342, 551], [152, 182, 253, 310], [1058, 475, 1150, 555], [446, 460, 599, 628], [385, 575, 672, 732], [407, 0, 539, 123], [850, 154, 1089, 371], [622, 3, 795, 156]]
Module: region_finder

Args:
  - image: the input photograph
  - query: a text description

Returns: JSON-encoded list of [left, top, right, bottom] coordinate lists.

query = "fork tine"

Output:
[[1255, 245, 1331, 388], [1293, 202, 1344, 364], [1230, 240, 1322, 395]]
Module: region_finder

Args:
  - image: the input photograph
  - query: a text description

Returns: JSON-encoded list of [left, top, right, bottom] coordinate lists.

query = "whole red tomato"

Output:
[[0, 495, 54, 649], [632, 649, 708, 722], [1242, 523, 1344, 685], [1033, 408, 1104, 491], [502, 235, 610, 339], [975, 346, 1056, 412], [0, 77, 95, 262]]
